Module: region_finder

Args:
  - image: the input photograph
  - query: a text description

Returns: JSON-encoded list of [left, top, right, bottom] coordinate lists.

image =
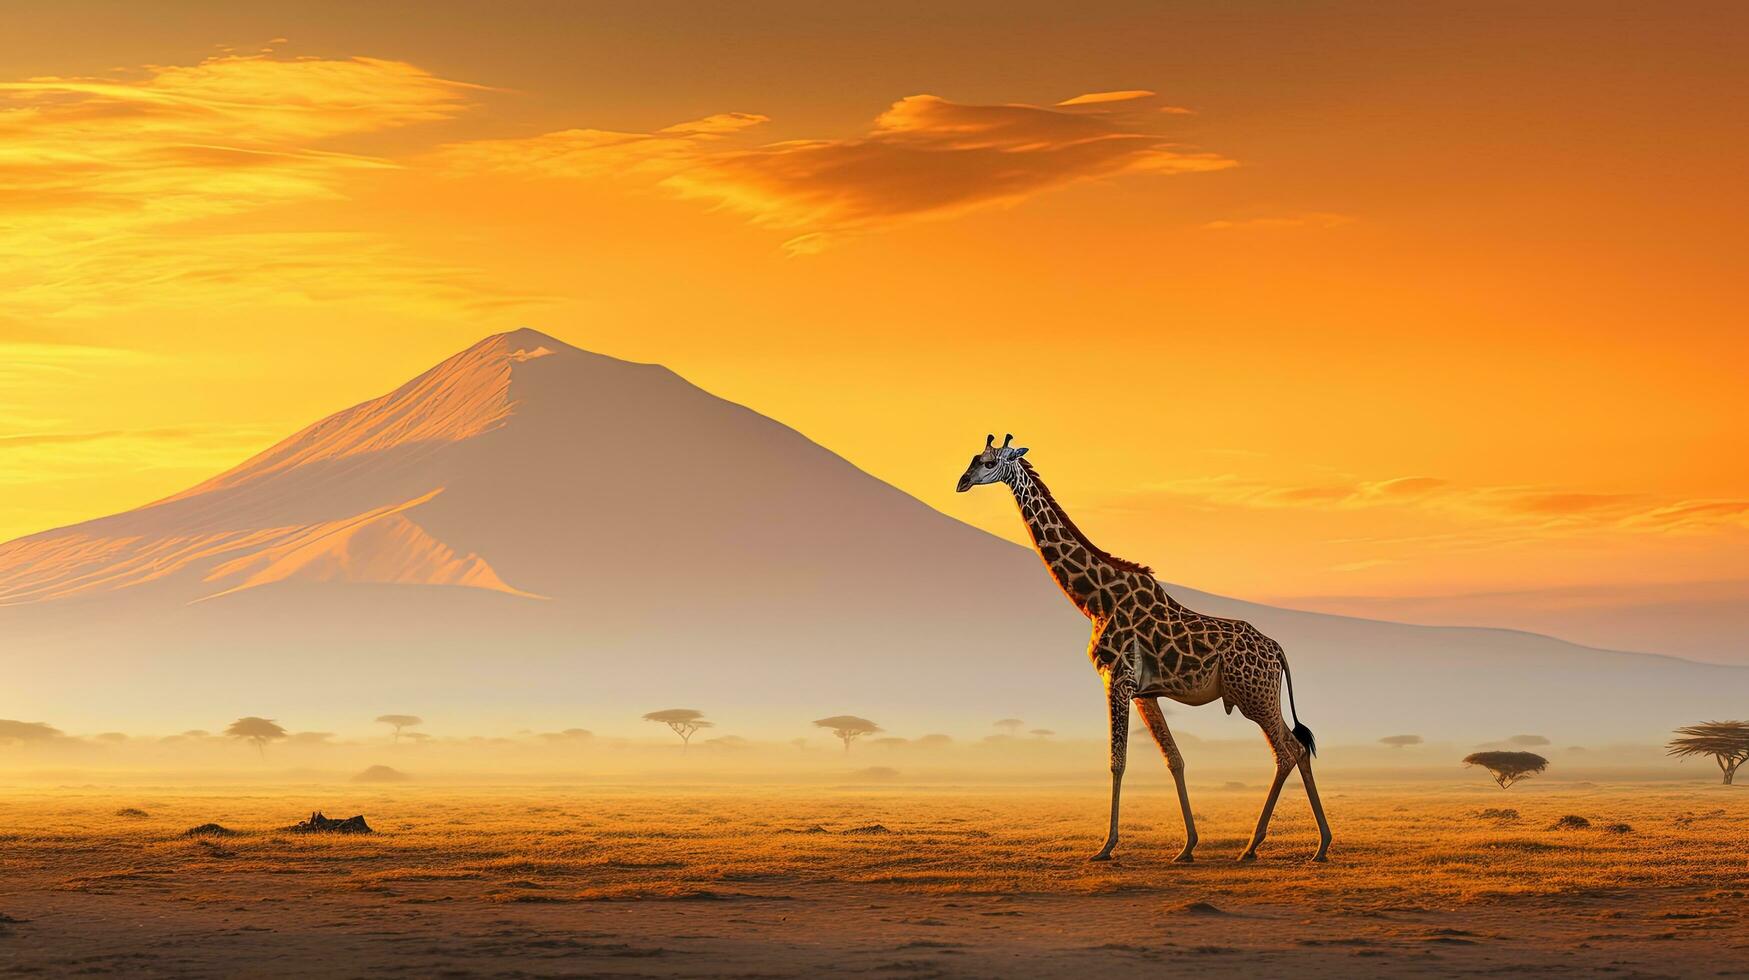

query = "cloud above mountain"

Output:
[[436, 91, 1233, 253], [0, 49, 1228, 312], [0, 52, 506, 316], [0, 53, 471, 229]]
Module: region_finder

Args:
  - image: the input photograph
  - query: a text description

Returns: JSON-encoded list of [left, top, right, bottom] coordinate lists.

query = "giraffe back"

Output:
[[1103, 574, 1283, 705]]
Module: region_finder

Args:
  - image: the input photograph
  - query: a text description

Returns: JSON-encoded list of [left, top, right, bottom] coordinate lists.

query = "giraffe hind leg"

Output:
[[1231, 661, 1304, 862], [1239, 720, 1299, 861], [1297, 751, 1332, 861]]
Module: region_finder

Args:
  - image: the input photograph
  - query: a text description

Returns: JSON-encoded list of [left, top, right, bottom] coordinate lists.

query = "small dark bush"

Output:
[[353, 765, 409, 784], [1549, 814, 1591, 830], [181, 823, 236, 837], [114, 808, 149, 818], [284, 811, 373, 834]]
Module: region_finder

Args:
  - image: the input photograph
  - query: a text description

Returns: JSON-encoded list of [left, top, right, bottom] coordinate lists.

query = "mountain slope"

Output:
[[1, 329, 1741, 742]]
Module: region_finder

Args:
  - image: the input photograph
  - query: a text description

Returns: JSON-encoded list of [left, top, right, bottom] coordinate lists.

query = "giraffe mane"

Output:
[[1017, 460, 1153, 576]]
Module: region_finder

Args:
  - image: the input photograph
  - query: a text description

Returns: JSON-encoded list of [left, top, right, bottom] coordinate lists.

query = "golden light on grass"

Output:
[[1, 783, 1743, 973]]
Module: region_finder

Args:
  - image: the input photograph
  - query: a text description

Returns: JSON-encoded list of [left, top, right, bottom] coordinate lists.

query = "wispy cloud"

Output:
[[432, 112, 770, 180], [1202, 212, 1355, 231], [0, 342, 154, 386], [0, 54, 473, 226], [4, 232, 538, 318], [1623, 500, 1749, 533], [0, 423, 273, 486], [0, 53, 518, 316], [0, 427, 206, 448], [437, 91, 1234, 253], [1110, 472, 1748, 536]]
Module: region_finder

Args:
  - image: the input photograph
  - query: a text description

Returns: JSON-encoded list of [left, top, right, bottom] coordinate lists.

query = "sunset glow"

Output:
[[3, 3, 1745, 660], [3, 10, 1747, 977]]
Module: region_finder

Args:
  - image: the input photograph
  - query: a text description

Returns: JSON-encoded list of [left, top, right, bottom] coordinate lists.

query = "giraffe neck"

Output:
[[1003, 461, 1139, 619]]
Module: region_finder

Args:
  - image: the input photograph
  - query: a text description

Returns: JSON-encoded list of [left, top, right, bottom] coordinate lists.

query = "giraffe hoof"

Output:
[[1088, 852, 1114, 863], [1172, 851, 1195, 864], [1237, 851, 1258, 862], [1311, 853, 1329, 863]]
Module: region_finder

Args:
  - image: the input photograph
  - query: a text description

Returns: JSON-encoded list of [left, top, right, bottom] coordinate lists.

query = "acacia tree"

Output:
[[643, 709, 711, 751], [1029, 729, 1055, 739], [1380, 734, 1423, 749], [376, 714, 424, 742], [994, 718, 1025, 737], [225, 717, 288, 759], [1667, 721, 1749, 785], [1463, 750, 1548, 789], [814, 715, 880, 752]]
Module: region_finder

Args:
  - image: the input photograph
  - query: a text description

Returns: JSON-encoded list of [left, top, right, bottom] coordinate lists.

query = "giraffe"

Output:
[[957, 434, 1332, 863]]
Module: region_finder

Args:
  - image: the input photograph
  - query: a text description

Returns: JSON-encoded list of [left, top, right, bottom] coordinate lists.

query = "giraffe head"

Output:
[[956, 433, 1028, 492]]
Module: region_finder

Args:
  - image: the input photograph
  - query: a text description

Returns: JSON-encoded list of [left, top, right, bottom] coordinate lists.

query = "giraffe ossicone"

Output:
[[957, 436, 1332, 863]]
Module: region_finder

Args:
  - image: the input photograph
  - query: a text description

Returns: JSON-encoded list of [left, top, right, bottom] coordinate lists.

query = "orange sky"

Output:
[[2, 1, 1745, 649]]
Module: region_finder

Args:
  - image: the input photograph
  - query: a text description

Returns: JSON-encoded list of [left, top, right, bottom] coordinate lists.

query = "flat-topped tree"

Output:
[[994, 718, 1025, 737], [1379, 735, 1423, 749], [1667, 721, 1749, 784], [375, 714, 423, 742], [644, 709, 711, 751], [1463, 750, 1548, 789], [814, 715, 880, 752], [225, 717, 288, 759]]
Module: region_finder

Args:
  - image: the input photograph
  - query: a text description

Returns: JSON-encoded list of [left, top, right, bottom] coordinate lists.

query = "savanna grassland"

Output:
[[1, 782, 1745, 978]]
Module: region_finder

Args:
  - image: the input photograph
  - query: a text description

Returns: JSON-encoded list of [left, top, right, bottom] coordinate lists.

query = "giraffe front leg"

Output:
[[1089, 671, 1131, 862], [1138, 697, 1197, 862]]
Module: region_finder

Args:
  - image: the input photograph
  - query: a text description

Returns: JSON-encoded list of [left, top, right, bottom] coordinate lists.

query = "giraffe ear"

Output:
[[1012, 447, 1029, 458]]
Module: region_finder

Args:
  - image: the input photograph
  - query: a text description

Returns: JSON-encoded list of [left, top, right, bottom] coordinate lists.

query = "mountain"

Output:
[[1, 329, 1742, 743]]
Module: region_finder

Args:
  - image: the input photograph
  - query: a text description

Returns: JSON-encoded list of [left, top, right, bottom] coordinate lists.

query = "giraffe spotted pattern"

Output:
[[957, 438, 1332, 863]]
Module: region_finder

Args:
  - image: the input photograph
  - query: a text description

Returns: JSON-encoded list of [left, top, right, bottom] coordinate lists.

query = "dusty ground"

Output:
[[1, 781, 1745, 978]]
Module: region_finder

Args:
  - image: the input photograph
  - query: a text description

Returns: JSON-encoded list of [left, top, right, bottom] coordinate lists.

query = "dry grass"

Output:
[[0, 781, 1744, 976], [4, 782, 1741, 902]]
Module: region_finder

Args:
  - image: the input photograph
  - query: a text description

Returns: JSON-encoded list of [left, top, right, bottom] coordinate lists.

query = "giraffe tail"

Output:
[[1281, 650, 1316, 758]]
